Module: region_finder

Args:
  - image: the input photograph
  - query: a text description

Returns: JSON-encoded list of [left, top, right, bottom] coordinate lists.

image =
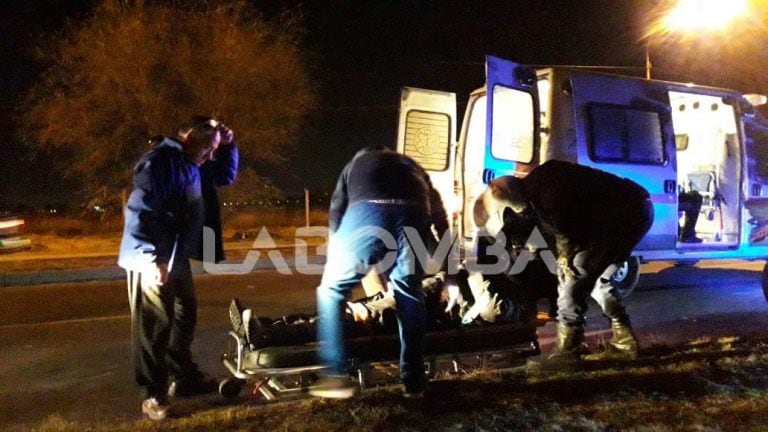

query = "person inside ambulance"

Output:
[[678, 188, 704, 243], [473, 160, 654, 371]]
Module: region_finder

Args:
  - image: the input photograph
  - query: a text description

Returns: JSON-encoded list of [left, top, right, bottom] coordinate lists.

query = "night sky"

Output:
[[1, 1, 767, 210]]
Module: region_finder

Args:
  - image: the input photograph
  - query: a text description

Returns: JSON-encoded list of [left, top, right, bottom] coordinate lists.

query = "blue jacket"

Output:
[[118, 138, 203, 271]]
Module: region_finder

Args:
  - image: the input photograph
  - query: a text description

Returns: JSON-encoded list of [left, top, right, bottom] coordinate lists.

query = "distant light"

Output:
[[0, 219, 23, 229], [663, 0, 747, 33]]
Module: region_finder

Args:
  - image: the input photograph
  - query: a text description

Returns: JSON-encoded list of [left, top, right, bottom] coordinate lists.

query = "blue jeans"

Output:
[[317, 202, 430, 386]]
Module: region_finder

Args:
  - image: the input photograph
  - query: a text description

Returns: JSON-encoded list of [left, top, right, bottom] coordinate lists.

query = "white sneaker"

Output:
[[141, 397, 169, 421], [308, 376, 359, 399]]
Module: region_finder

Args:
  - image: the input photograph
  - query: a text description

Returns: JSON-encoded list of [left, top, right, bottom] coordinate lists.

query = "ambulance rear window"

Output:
[[402, 110, 451, 171], [587, 104, 666, 165]]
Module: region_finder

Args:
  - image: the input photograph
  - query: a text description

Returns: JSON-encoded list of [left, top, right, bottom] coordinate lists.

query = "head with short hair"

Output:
[[178, 115, 223, 165], [473, 176, 532, 239], [349, 143, 391, 161], [361, 143, 390, 152]]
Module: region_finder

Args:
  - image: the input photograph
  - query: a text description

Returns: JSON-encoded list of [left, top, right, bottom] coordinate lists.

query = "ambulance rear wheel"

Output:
[[761, 261, 768, 303], [610, 257, 641, 300]]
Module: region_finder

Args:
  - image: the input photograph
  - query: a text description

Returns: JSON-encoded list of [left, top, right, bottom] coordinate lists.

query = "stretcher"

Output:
[[218, 319, 541, 401]]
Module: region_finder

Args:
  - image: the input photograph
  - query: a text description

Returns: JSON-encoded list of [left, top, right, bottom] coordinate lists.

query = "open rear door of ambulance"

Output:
[[396, 87, 458, 235], [484, 55, 541, 182]]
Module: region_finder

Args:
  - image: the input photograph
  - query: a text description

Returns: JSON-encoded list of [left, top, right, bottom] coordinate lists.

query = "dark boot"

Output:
[[680, 220, 703, 243], [587, 316, 639, 360], [679, 197, 703, 243], [228, 298, 246, 337], [526, 322, 583, 373]]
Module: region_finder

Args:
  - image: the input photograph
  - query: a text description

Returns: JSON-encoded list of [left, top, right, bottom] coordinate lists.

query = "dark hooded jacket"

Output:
[[328, 149, 449, 244], [491, 160, 652, 260]]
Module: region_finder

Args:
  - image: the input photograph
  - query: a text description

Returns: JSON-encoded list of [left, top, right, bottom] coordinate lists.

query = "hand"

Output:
[[461, 272, 492, 324], [141, 262, 168, 295], [219, 125, 234, 145], [558, 256, 577, 280], [347, 302, 371, 322], [444, 282, 461, 313], [479, 293, 502, 322]]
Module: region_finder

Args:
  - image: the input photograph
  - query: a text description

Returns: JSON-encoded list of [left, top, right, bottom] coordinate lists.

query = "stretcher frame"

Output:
[[219, 321, 541, 401]]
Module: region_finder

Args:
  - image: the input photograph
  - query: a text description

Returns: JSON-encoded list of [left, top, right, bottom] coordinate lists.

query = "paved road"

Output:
[[0, 271, 325, 429], [1, 262, 768, 429]]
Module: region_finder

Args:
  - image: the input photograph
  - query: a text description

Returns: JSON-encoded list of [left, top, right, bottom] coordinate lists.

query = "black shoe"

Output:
[[168, 373, 218, 398], [402, 379, 429, 410], [243, 309, 265, 348], [229, 298, 246, 336], [681, 236, 703, 243], [403, 373, 428, 394]]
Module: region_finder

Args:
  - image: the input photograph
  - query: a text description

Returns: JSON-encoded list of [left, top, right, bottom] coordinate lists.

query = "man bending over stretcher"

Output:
[[229, 269, 542, 350]]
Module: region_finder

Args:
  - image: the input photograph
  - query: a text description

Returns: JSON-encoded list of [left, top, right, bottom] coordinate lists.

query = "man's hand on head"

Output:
[[219, 126, 234, 145]]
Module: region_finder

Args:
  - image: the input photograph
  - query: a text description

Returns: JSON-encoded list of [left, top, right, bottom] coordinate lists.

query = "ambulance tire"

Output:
[[610, 257, 641, 300], [761, 261, 768, 303]]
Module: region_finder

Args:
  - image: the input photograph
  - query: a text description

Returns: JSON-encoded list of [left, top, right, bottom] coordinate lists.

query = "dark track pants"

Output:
[[127, 260, 202, 399]]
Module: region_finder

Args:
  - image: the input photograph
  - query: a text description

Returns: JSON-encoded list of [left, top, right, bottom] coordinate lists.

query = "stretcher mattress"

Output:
[[242, 321, 537, 370]]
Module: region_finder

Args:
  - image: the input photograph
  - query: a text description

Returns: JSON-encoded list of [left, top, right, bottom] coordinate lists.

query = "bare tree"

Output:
[[21, 0, 316, 209]]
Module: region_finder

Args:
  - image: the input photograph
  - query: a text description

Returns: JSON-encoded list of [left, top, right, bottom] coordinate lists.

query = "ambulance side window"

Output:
[[587, 103, 666, 165], [490, 85, 534, 163]]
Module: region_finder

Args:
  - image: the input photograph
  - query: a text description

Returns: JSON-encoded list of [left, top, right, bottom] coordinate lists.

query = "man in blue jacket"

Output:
[[310, 145, 449, 399], [118, 116, 235, 420]]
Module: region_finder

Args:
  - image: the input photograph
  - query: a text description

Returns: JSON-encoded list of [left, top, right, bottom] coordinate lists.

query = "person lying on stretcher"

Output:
[[229, 268, 543, 350]]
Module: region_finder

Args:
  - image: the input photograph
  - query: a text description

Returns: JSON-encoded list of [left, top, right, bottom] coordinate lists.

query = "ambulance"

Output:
[[396, 55, 768, 298]]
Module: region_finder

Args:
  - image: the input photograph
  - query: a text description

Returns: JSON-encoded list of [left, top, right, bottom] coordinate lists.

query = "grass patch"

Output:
[[21, 208, 328, 238], [223, 208, 328, 239], [24, 214, 123, 236], [32, 336, 768, 431]]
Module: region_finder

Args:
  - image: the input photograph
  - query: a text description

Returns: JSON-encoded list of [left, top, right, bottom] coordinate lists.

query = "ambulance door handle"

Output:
[[482, 169, 496, 184], [664, 179, 676, 194]]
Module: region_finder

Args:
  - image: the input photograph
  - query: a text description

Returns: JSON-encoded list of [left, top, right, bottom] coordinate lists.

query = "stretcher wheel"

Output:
[[219, 378, 244, 399]]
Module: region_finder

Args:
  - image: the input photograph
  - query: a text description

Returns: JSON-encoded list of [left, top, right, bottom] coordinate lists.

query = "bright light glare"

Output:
[[663, 0, 748, 32], [0, 219, 23, 229]]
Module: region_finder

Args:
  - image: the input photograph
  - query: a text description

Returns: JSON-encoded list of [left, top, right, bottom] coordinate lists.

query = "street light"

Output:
[[642, 0, 749, 79]]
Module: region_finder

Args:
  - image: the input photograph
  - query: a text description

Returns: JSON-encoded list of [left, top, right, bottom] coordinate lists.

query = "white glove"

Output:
[[444, 283, 461, 313], [461, 272, 491, 324], [460, 271, 504, 323], [479, 293, 502, 323]]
